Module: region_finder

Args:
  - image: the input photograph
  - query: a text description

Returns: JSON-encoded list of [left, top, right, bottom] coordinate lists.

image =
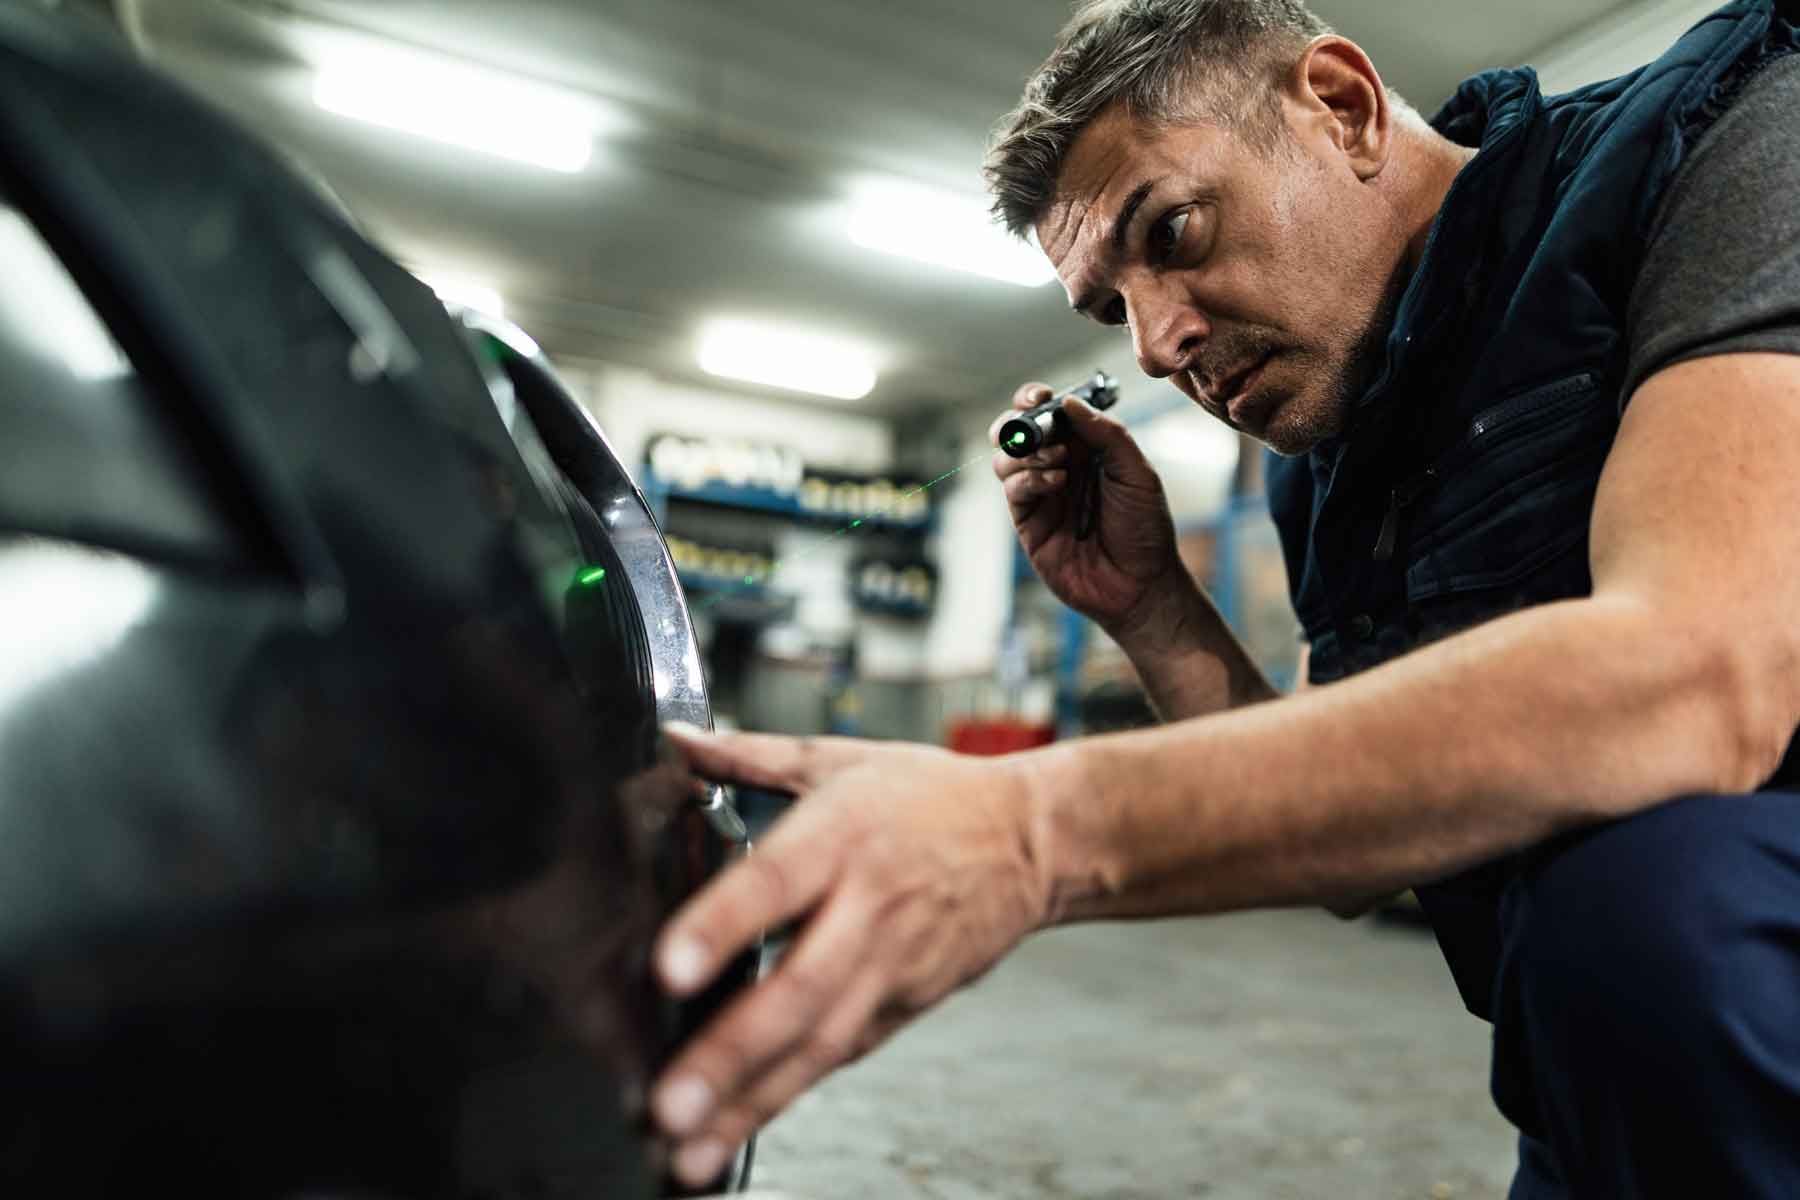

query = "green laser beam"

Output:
[[1008, 430, 1028, 447], [578, 566, 606, 585], [691, 449, 994, 612]]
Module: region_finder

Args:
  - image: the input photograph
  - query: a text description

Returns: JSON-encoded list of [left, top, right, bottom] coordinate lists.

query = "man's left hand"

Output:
[[648, 725, 1052, 1187]]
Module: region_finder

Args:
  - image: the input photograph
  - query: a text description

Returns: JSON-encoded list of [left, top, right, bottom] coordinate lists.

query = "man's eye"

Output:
[[1150, 208, 1191, 261]]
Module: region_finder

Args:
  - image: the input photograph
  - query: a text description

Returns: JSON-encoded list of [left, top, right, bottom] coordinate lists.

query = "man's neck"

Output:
[[1397, 123, 1481, 272]]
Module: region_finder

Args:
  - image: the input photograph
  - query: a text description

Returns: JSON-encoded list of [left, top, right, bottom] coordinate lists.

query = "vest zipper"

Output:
[[1371, 372, 1598, 563], [1373, 467, 1438, 561], [1466, 373, 1595, 441]]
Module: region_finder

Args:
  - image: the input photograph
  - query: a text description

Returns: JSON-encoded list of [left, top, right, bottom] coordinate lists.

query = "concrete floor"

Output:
[[752, 909, 1520, 1200]]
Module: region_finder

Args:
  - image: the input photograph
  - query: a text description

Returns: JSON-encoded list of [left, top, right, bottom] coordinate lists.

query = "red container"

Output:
[[945, 718, 1056, 756]]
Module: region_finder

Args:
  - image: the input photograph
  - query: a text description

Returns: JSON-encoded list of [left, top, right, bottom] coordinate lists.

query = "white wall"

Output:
[[556, 359, 893, 477], [1528, 0, 1717, 94], [911, 408, 1019, 680]]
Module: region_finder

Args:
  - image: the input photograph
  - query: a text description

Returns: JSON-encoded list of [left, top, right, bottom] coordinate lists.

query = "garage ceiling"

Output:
[[124, 0, 1636, 418]]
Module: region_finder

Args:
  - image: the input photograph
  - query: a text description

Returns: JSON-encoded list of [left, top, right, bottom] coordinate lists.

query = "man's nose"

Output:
[[1128, 293, 1207, 380]]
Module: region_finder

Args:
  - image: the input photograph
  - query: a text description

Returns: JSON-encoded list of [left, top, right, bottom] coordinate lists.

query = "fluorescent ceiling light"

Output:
[[313, 43, 597, 173], [849, 180, 1057, 287], [413, 271, 505, 319], [697, 318, 880, 401]]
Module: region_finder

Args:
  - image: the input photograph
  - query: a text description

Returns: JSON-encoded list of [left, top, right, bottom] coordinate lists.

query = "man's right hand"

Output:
[[990, 381, 1188, 638]]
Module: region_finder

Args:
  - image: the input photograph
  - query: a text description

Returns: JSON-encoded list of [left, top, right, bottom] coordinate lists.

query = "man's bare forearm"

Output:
[[1105, 569, 1283, 721], [1023, 592, 1778, 925]]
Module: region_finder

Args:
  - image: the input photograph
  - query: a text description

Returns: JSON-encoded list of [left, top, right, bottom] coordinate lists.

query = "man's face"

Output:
[[1036, 101, 1404, 456]]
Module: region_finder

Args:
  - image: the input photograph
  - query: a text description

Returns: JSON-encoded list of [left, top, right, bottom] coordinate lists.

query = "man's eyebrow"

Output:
[[1111, 178, 1158, 253], [1071, 178, 1161, 316]]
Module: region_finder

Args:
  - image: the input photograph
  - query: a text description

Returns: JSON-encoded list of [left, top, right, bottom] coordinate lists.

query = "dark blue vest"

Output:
[[1265, 0, 1800, 1019]]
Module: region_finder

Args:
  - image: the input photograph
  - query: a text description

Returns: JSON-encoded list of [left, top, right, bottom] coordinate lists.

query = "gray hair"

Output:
[[984, 0, 1333, 236]]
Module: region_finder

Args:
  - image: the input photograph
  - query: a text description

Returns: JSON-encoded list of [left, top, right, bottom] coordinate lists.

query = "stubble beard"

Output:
[[1263, 264, 1411, 458]]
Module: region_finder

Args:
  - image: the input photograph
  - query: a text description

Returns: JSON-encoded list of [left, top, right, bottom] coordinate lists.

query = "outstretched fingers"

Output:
[[665, 965, 889, 1186], [653, 795, 847, 998], [654, 874, 882, 1183]]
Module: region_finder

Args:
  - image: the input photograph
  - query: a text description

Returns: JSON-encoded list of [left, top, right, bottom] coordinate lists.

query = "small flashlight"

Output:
[[998, 370, 1119, 458]]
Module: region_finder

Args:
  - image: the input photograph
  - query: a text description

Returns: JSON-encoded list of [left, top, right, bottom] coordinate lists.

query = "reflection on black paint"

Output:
[[0, 7, 752, 1193]]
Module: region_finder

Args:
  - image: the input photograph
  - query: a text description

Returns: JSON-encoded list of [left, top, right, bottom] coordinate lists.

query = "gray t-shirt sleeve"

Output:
[[1623, 53, 1800, 404]]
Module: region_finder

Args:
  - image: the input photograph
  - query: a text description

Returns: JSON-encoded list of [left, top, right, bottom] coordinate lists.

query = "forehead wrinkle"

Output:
[[1049, 153, 1136, 311]]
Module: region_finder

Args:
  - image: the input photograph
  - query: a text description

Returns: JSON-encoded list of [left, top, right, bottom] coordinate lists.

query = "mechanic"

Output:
[[649, 0, 1800, 1193]]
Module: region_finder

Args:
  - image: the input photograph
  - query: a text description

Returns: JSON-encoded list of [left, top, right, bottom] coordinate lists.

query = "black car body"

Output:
[[0, 6, 755, 1195]]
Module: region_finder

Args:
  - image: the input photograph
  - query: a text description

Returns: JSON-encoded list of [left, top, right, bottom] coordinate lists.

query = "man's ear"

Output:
[[1285, 36, 1390, 180]]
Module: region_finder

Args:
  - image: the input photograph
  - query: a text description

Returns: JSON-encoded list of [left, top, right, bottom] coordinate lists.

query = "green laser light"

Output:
[[578, 566, 606, 585], [1008, 431, 1028, 447]]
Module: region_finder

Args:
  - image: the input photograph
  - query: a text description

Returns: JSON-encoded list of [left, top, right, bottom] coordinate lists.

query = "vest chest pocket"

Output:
[[1396, 373, 1617, 638]]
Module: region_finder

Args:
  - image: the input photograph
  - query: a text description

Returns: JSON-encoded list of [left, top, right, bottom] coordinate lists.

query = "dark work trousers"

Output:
[[1489, 790, 1800, 1197]]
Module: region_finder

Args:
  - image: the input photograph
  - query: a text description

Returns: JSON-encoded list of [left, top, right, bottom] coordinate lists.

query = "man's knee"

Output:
[[1508, 791, 1800, 1079], [1500, 791, 1800, 1191]]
